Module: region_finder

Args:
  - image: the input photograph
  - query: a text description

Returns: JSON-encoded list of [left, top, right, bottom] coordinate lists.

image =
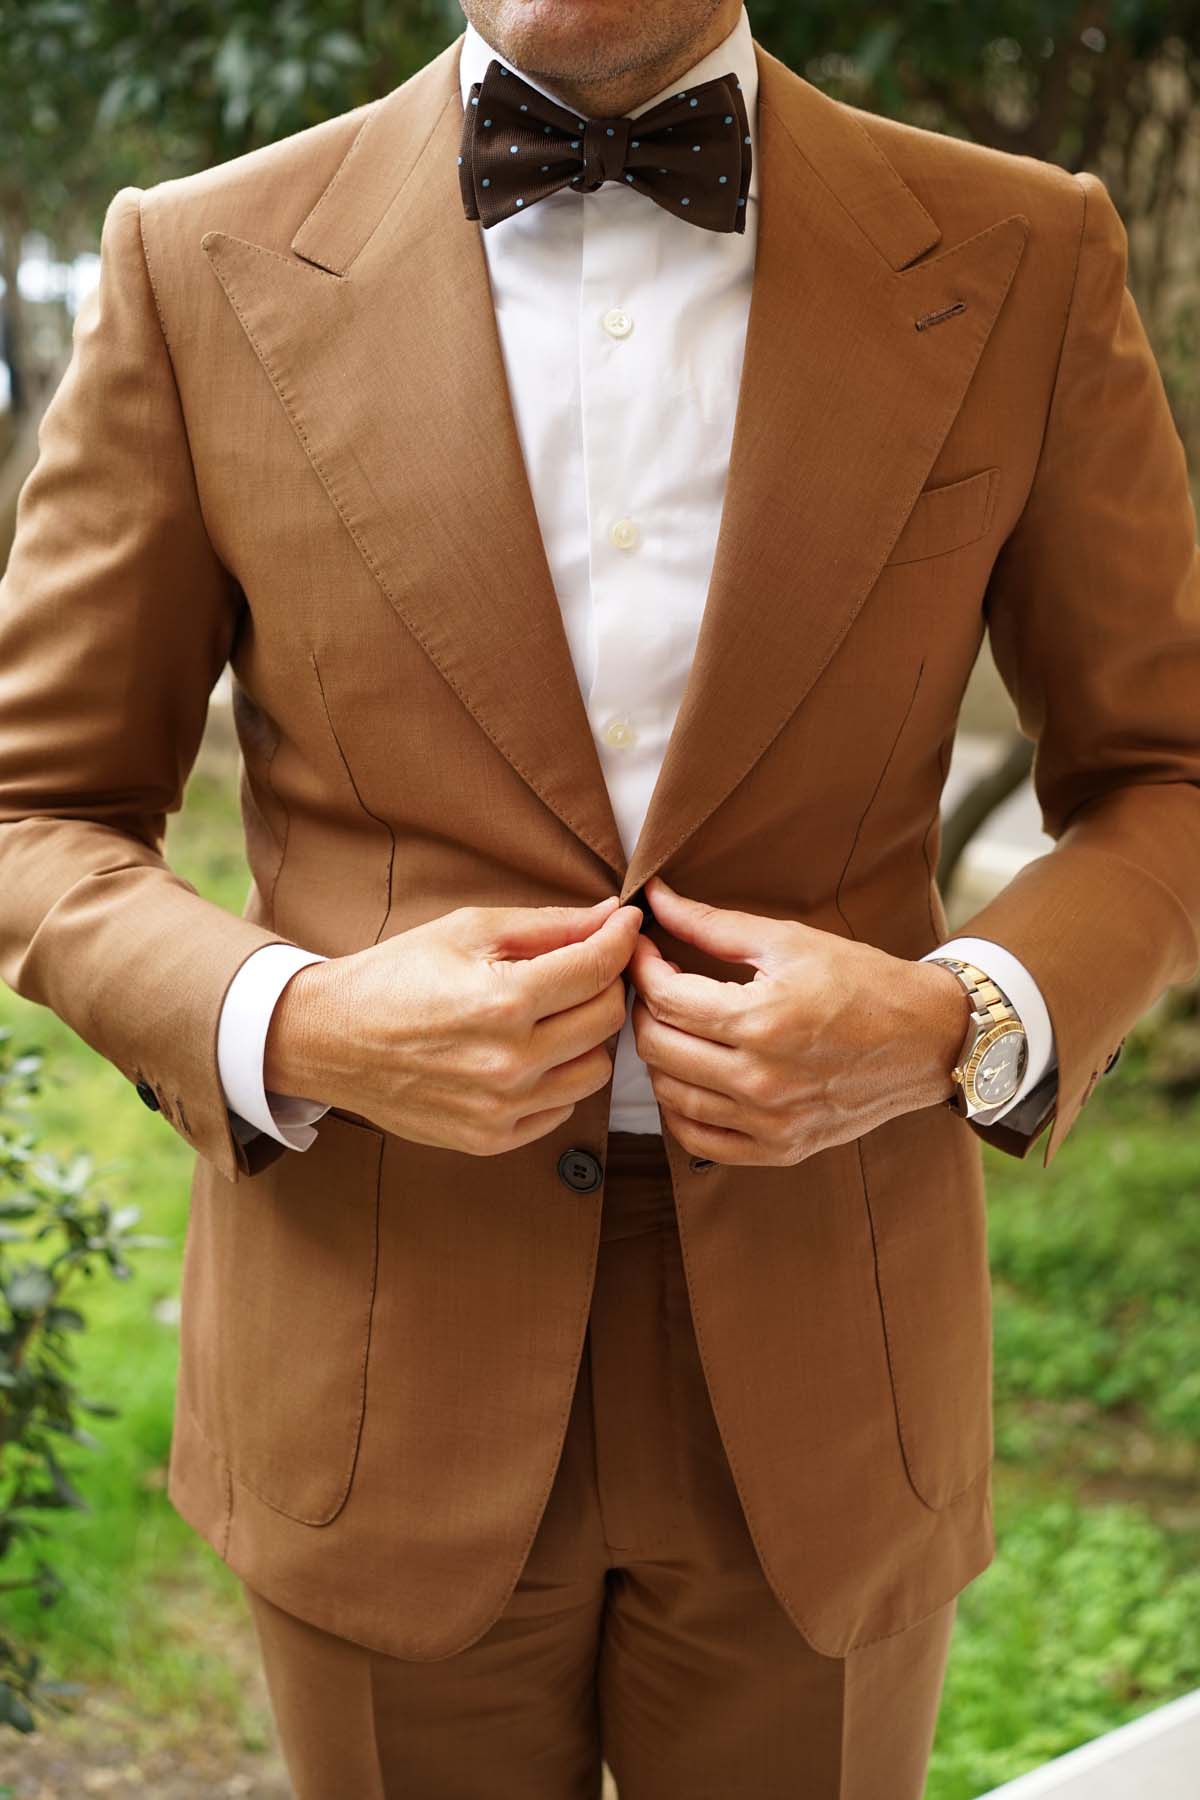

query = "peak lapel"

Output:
[[622, 43, 1029, 897], [202, 34, 628, 881]]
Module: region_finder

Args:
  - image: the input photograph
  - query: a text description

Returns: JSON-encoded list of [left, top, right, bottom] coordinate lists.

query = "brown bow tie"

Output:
[[458, 58, 752, 234]]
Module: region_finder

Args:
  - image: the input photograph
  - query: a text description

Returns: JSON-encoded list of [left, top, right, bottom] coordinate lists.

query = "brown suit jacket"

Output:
[[1, 31, 1198, 1662]]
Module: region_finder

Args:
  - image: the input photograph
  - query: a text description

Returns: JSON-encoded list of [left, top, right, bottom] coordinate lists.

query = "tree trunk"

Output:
[[0, 202, 28, 423], [937, 732, 1035, 898]]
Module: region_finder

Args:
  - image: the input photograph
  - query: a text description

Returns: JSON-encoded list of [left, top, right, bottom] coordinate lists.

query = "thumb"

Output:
[[476, 895, 630, 959], [643, 876, 780, 969]]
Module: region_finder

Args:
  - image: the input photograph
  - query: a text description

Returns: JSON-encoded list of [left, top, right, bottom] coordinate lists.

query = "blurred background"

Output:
[[0, 4, 1198, 1796]]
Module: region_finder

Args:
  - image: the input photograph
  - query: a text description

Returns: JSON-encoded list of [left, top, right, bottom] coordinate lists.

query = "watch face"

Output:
[[970, 1026, 1028, 1108]]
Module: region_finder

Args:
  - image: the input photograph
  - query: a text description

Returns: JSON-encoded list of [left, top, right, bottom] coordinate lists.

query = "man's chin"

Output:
[[474, 0, 660, 81]]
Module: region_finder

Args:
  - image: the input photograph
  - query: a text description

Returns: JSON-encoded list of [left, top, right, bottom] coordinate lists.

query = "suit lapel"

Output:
[[202, 33, 1028, 899], [203, 37, 630, 880], [624, 46, 1029, 894]]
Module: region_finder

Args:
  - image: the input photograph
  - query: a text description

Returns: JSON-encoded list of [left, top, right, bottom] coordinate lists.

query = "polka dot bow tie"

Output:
[[458, 59, 752, 233]]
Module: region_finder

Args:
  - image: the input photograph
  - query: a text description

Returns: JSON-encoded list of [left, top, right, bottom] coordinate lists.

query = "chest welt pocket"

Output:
[[884, 467, 999, 566]]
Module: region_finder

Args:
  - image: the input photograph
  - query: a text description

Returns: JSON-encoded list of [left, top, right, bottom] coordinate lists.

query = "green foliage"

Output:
[[0, 0, 459, 235], [930, 1488, 1200, 1797], [0, 1029, 165, 1734], [986, 1088, 1200, 1454], [750, 0, 1199, 159]]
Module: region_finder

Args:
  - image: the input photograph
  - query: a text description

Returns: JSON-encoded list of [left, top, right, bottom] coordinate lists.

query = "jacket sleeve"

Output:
[[0, 184, 303, 1184], [951, 169, 1200, 1167]]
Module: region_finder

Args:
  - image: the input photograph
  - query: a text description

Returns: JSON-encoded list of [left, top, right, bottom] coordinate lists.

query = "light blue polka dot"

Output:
[[577, 120, 584, 129], [737, 197, 745, 207], [692, 144, 700, 152], [457, 155, 463, 164], [677, 91, 686, 98], [631, 139, 639, 148], [735, 81, 741, 89], [689, 97, 698, 107], [470, 95, 478, 105], [481, 177, 490, 187], [719, 174, 727, 183], [744, 135, 750, 144], [606, 126, 615, 136], [516, 197, 524, 206], [571, 139, 580, 147], [659, 167, 667, 174], [483, 117, 492, 126], [724, 114, 733, 124], [541, 164, 549, 171], [625, 174, 633, 182], [519, 103, 527, 111], [544, 125, 551, 133]]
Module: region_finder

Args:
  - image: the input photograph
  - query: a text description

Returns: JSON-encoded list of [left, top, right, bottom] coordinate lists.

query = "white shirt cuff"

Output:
[[217, 944, 333, 1150], [920, 935, 1057, 1122]]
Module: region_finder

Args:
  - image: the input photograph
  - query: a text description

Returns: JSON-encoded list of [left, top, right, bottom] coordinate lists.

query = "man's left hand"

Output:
[[627, 874, 971, 1166]]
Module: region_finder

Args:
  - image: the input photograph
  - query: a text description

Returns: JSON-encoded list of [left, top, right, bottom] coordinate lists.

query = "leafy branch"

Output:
[[0, 1028, 166, 1735]]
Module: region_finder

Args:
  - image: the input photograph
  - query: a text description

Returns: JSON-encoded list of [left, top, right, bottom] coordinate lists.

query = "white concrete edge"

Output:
[[976, 1688, 1200, 1797]]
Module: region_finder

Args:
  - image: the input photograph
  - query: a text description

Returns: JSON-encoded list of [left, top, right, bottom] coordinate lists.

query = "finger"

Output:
[[516, 904, 643, 1020], [629, 934, 746, 1044], [530, 980, 629, 1074], [632, 994, 748, 1091], [649, 1068, 751, 1134], [657, 1101, 766, 1165]]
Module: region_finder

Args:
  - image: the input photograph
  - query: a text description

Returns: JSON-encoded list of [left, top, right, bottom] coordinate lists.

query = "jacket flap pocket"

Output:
[[885, 467, 999, 566]]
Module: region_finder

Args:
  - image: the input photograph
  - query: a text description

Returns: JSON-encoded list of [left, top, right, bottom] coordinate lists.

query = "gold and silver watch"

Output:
[[928, 957, 1028, 1119]]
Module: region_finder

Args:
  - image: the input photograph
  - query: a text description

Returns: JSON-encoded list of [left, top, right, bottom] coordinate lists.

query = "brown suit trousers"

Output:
[[242, 1130, 956, 1800]]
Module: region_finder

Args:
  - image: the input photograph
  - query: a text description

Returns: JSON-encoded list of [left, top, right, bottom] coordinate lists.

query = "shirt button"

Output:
[[609, 518, 639, 550], [602, 714, 638, 749], [602, 307, 633, 338]]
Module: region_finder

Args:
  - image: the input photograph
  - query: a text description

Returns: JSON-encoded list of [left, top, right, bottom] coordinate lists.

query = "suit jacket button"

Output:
[[689, 1156, 715, 1171], [135, 1079, 160, 1112], [557, 1148, 602, 1193]]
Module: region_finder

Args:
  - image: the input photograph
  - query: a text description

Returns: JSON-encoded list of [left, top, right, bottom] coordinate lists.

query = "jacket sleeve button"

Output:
[[135, 1079, 161, 1112]]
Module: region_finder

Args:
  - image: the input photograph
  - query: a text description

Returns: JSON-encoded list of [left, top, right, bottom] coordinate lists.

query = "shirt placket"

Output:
[[577, 184, 669, 863]]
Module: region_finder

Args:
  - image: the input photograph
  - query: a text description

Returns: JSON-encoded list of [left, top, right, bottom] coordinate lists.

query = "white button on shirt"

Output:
[[217, 4, 1056, 1151]]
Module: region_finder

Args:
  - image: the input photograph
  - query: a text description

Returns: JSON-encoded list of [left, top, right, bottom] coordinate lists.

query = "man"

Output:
[[1, 0, 1197, 1792]]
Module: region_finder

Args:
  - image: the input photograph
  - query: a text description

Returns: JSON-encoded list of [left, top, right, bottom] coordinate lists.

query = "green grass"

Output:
[[3, 724, 1200, 1793], [927, 1075, 1200, 1796]]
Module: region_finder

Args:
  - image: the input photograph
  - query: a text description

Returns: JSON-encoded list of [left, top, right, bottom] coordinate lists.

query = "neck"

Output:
[[476, 5, 742, 119]]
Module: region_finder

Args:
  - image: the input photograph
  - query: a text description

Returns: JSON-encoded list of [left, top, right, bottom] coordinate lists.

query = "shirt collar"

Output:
[[458, 3, 759, 203]]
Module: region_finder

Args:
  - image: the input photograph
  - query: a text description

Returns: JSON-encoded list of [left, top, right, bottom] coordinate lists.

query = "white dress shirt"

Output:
[[216, 5, 1056, 1151]]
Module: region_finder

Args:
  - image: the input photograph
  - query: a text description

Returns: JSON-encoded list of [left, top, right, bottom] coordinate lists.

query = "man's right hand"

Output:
[[263, 896, 641, 1154]]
